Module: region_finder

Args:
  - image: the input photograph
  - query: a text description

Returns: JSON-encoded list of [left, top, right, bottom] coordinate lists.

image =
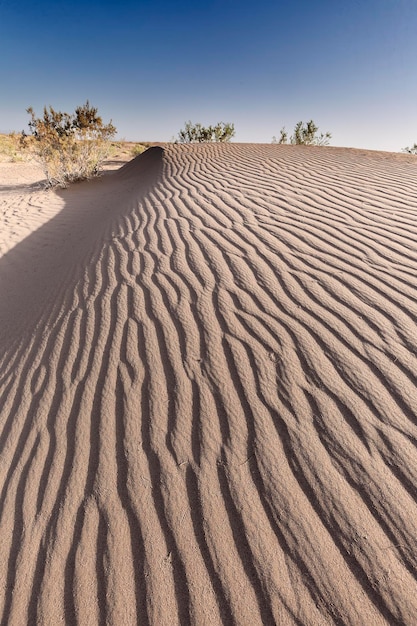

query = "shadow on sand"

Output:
[[0, 147, 164, 351]]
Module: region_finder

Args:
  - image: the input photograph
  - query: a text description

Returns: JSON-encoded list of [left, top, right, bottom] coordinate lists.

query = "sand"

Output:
[[1, 143, 417, 625]]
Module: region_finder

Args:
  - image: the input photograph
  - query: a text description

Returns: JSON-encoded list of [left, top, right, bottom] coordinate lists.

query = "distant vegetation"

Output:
[[131, 142, 151, 156], [272, 120, 331, 146], [0, 132, 26, 162], [402, 143, 417, 155], [23, 101, 116, 187], [176, 121, 235, 143]]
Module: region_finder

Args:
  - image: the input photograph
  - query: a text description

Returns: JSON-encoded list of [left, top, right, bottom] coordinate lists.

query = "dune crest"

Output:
[[1, 144, 417, 624]]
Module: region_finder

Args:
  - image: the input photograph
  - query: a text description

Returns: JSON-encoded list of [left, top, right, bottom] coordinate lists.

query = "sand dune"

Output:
[[1, 143, 417, 625]]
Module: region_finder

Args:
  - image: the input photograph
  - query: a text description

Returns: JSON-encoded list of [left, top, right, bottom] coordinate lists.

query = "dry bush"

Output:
[[24, 101, 116, 187], [131, 142, 150, 156], [0, 132, 27, 162]]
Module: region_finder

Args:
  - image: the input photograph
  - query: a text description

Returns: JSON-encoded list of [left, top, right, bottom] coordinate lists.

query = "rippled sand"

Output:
[[1, 144, 417, 625]]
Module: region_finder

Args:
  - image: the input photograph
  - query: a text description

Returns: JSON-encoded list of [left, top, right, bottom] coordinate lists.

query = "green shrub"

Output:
[[273, 120, 331, 146], [176, 121, 235, 143], [24, 101, 116, 187]]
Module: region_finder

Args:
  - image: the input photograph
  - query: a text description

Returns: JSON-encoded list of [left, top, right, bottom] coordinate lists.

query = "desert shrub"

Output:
[[402, 143, 417, 155], [131, 143, 150, 156], [0, 132, 26, 162], [273, 120, 331, 146], [176, 121, 235, 143], [24, 101, 116, 187]]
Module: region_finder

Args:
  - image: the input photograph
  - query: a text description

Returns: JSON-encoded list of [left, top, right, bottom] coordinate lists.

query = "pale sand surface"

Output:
[[1, 144, 417, 624]]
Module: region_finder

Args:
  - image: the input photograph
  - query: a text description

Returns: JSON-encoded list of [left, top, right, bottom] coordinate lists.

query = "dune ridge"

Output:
[[1, 144, 417, 624]]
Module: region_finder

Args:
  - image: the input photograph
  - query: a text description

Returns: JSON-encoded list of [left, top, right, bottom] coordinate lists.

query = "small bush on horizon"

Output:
[[402, 143, 417, 155], [23, 101, 116, 187], [176, 121, 235, 143], [272, 120, 331, 146], [131, 142, 150, 156]]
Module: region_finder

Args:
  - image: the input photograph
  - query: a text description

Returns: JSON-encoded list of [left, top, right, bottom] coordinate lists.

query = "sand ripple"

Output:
[[1, 144, 417, 624]]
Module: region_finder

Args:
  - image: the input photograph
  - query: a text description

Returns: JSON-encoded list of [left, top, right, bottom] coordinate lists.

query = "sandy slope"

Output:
[[1, 144, 417, 625]]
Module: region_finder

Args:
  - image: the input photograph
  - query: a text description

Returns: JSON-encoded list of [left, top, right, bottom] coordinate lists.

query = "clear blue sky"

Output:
[[1, 0, 416, 151]]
